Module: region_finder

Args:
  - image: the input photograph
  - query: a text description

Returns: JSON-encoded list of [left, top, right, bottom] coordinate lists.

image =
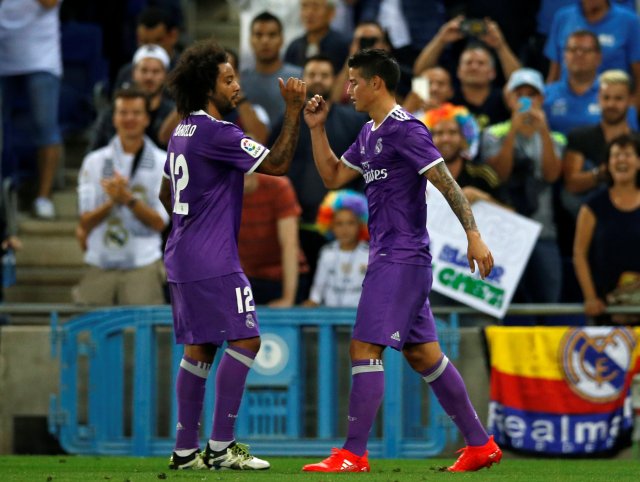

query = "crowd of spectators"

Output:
[[2, 0, 640, 324]]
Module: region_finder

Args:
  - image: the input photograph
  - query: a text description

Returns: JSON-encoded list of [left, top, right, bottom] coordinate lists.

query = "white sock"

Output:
[[175, 448, 198, 457], [209, 439, 234, 452]]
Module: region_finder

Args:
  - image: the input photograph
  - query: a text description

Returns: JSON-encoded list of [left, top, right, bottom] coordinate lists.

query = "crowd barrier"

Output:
[[47, 306, 460, 457]]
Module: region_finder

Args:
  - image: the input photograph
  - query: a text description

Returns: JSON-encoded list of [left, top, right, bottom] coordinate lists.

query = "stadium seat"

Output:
[[59, 21, 109, 136]]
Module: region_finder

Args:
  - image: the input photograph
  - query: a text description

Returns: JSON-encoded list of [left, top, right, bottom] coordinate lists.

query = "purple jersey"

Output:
[[341, 105, 443, 265], [163, 110, 269, 282]]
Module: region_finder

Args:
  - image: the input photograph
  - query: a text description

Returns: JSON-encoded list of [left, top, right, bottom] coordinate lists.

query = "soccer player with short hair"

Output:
[[159, 39, 306, 471], [302, 49, 502, 473]]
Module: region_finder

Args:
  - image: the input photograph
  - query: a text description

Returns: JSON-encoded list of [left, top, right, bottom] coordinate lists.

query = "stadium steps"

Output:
[[7, 183, 83, 304], [51, 190, 78, 220], [4, 284, 75, 303], [14, 235, 83, 267]]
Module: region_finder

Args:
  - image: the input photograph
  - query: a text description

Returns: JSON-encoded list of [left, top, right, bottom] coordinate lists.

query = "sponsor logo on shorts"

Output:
[[390, 331, 401, 341], [245, 313, 255, 328], [240, 138, 265, 158]]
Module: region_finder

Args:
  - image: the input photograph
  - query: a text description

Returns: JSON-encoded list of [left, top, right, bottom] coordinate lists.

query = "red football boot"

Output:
[[448, 435, 502, 472], [302, 448, 370, 472]]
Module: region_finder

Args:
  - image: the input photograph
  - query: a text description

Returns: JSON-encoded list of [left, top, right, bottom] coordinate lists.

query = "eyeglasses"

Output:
[[564, 47, 598, 54]]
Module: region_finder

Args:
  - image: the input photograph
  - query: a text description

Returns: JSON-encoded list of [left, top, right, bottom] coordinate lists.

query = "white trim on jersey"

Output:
[[246, 147, 271, 174], [390, 108, 410, 122], [418, 156, 444, 175], [371, 104, 402, 131], [341, 156, 363, 173]]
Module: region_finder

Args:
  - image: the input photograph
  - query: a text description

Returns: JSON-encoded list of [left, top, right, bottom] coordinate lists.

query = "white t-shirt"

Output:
[[0, 0, 62, 77], [309, 240, 369, 307], [78, 136, 169, 269]]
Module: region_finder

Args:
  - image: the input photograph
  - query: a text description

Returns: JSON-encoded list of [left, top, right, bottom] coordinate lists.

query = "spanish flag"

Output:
[[485, 327, 640, 455]]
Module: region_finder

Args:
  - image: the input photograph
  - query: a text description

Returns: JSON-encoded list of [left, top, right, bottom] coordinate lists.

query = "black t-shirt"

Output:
[[451, 85, 510, 130], [456, 160, 508, 205], [566, 124, 608, 170], [586, 189, 640, 297]]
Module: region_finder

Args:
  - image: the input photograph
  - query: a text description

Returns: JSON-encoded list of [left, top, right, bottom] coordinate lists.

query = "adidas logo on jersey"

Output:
[[390, 108, 410, 121], [390, 331, 401, 341]]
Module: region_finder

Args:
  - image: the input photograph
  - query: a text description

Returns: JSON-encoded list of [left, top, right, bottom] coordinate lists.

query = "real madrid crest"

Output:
[[103, 217, 129, 248], [245, 313, 255, 328], [375, 137, 383, 154], [559, 327, 636, 403]]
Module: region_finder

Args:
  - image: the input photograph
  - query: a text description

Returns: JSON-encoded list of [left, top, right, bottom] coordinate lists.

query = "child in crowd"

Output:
[[304, 190, 369, 307]]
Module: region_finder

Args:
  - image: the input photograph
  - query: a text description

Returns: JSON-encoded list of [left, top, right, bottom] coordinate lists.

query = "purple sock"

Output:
[[210, 346, 256, 442], [343, 359, 384, 457], [175, 356, 211, 450], [421, 354, 488, 447]]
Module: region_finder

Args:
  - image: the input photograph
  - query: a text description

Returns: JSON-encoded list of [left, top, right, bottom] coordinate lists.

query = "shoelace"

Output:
[[322, 448, 348, 464], [231, 443, 253, 460]]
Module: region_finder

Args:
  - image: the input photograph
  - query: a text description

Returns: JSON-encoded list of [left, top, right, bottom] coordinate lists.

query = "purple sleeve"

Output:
[[340, 134, 363, 173], [163, 154, 170, 178], [397, 122, 444, 174], [206, 122, 270, 173]]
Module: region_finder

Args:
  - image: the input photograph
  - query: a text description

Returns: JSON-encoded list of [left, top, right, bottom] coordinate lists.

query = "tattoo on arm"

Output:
[[259, 110, 302, 176], [426, 163, 478, 232]]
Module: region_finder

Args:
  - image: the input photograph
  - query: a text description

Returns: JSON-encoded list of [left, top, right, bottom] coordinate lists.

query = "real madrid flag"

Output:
[[485, 326, 640, 455]]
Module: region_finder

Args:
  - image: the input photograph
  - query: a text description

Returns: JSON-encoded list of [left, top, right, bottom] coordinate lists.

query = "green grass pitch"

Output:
[[1, 456, 639, 482]]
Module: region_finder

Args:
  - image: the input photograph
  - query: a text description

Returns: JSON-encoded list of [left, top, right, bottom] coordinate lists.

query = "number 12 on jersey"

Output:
[[169, 152, 190, 215]]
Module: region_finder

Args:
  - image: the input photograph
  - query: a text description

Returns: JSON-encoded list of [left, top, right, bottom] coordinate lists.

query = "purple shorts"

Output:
[[353, 261, 437, 350], [169, 272, 260, 345]]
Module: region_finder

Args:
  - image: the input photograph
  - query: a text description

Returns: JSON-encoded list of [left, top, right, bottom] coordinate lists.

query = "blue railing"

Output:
[[48, 306, 459, 457]]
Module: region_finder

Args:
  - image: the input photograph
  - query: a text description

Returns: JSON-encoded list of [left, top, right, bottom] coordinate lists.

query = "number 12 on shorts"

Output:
[[235, 286, 255, 313]]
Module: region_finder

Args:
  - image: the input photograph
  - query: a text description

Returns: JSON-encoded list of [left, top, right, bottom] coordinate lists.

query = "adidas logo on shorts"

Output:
[[390, 331, 401, 341]]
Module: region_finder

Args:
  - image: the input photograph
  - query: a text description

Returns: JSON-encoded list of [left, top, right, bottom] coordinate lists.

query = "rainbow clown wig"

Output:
[[422, 103, 480, 159], [316, 189, 369, 241]]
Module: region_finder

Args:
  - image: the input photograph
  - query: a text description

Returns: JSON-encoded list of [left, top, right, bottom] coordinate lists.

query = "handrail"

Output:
[[1, 302, 639, 317]]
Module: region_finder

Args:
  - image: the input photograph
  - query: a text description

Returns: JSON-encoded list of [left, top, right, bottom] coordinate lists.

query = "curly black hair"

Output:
[[167, 39, 228, 118]]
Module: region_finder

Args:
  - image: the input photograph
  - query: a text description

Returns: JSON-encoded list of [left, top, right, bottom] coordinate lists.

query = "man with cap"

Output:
[[89, 44, 175, 151], [481, 68, 565, 304]]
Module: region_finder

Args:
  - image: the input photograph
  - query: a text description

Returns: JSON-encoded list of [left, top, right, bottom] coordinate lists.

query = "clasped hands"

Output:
[[101, 172, 134, 205]]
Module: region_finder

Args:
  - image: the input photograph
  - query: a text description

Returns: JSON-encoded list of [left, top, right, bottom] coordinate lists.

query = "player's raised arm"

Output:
[[257, 77, 306, 176], [425, 162, 494, 278], [304, 94, 360, 188]]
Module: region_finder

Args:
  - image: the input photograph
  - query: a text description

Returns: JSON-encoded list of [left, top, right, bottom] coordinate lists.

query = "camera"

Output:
[[459, 18, 486, 37], [359, 36, 379, 49]]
